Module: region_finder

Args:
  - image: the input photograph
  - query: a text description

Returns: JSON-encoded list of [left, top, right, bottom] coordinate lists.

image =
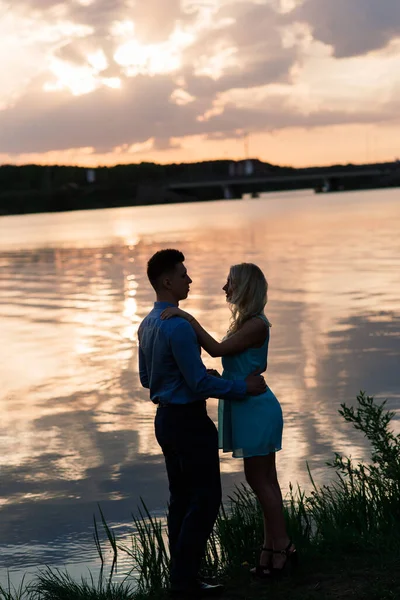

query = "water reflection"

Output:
[[0, 189, 399, 582]]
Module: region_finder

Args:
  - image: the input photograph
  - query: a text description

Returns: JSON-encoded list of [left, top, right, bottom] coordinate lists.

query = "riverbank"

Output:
[[18, 545, 399, 600], [1, 391, 400, 600], [1, 160, 400, 217]]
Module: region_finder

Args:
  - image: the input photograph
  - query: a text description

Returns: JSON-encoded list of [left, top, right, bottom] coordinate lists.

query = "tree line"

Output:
[[0, 160, 287, 216]]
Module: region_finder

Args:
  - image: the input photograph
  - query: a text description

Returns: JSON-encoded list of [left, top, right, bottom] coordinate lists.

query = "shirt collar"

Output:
[[154, 301, 176, 309]]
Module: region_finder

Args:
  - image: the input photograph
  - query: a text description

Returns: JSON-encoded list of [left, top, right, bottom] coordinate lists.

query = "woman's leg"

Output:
[[249, 456, 273, 568], [244, 453, 294, 569]]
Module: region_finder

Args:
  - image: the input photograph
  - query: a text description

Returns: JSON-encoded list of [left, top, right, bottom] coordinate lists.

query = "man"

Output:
[[138, 249, 266, 598]]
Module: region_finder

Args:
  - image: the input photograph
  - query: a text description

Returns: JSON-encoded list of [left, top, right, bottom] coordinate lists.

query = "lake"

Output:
[[1, 188, 400, 585]]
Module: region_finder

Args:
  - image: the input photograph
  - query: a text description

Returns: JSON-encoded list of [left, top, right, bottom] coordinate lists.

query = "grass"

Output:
[[1, 391, 400, 600]]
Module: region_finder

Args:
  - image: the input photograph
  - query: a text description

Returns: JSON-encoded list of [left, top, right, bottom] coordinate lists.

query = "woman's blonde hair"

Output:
[[227, 263, 271, 336]]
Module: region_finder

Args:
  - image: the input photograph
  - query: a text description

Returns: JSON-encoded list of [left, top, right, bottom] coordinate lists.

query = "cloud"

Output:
[[202, 100, 390, 135], [11, 0, 190, 51], [0, 75, 177, 153], [11, 0, 64, 9], [184, 54, 295, 99], [0, 0, 301, 155], [2, 0, 400, 159], [128, 0, 191, 44], [184, 2, 297, 94], [0, 67, 393, 156], [292, 0, 400, 57]]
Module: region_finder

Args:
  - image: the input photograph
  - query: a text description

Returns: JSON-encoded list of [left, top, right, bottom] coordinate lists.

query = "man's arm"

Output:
[[169, 321, 247, 400], [138, 341, 150, 389]]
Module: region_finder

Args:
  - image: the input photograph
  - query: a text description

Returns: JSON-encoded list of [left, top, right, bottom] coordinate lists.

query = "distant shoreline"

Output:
[[1, 159, 399, 217]]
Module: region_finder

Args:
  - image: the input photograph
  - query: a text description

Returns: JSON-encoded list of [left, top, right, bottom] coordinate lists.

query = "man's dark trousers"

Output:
[[155, 400, 222, 590]]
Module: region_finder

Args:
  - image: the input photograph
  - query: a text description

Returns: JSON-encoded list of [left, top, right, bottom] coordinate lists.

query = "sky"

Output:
[[1, 0, 400, 167]]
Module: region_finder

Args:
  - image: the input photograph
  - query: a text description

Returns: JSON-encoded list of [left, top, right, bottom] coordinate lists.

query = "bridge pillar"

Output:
[[222, 185, 233, 199]]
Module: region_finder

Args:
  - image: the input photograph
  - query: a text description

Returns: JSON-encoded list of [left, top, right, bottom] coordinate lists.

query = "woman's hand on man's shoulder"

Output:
[[161, 307, 194, 322]]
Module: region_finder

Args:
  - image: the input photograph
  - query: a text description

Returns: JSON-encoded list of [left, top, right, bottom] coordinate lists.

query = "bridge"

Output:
[[167, 164, 400, 201]]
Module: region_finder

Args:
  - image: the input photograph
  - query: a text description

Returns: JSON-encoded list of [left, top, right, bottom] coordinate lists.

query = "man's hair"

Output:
[[147, 249, 185, 289]]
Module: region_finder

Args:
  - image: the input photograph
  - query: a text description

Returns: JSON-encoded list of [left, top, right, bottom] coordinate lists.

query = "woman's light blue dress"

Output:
[[218, 314, 283, 458]]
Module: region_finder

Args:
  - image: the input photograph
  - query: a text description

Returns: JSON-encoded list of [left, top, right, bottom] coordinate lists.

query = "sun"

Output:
[[44, 59, 98, 96], [44, 49, 122, 96], [114, 26, 194, 77]]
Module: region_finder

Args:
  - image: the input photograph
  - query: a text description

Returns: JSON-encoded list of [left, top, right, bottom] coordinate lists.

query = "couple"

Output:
[[138, 249, 296, 598]]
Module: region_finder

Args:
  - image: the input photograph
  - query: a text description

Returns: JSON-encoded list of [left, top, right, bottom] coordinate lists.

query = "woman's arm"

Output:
[[161, 307, 268, 358], [190, 317, 267, 357]]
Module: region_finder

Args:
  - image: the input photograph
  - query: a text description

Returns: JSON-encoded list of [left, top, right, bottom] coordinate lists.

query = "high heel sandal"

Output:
[[250, 547, 273, 579], [271, 540, 298, 577]]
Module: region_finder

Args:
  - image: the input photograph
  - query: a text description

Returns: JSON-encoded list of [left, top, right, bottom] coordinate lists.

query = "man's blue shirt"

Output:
[[138, 302, 247, 404]]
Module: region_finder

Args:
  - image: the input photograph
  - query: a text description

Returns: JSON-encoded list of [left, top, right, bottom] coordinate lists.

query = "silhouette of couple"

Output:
[[138, 249, 296, 598]]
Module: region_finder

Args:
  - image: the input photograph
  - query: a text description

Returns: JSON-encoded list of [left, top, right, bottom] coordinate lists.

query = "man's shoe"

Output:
[[169, 580, 224, 598]]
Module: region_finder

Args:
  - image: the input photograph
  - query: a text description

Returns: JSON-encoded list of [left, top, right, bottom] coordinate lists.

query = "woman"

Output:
[[161, 262, 297, 577]]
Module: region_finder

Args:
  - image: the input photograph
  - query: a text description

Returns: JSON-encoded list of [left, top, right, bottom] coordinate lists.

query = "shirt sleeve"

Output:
[[170, 321, 247, 400], [138, 329, 150, 388]]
